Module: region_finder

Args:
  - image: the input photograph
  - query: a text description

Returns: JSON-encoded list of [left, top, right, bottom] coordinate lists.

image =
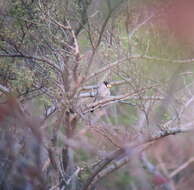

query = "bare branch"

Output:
[[83, 125, 194, 189], [141, 153, 174, 190], [0, 84, 10, 94], [128, 14, 154, 40], [169, 157, 194, 178], [82, 142, 152, 190], [83, 85, 158, 113], [0, 53, 61, 72], [80, 80, 126, 92]]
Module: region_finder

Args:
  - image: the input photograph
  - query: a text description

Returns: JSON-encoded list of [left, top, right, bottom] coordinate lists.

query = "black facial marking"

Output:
[[103, 81, 109, 86]]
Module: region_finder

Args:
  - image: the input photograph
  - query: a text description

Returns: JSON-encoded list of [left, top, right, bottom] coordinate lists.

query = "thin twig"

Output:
[[169, 157, 194, 178]]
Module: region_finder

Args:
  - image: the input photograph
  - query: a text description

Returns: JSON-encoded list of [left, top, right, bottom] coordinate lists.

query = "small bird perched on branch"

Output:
[[90, 81, 112, 113], [95, 81, 112, 100]]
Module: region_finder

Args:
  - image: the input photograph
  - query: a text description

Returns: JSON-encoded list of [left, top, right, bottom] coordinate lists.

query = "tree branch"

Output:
[[83, 85, 158, 113], [0, 53, 61, 72], [0, 84, 10, 94], [83, 125, 194, 190]]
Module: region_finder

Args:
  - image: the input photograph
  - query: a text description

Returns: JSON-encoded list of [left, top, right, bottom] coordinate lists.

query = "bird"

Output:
[[95, 81, 135, 106], [94, 81, 134, 106], [90, 81, 112, 113], [95, 81, 112, 100]]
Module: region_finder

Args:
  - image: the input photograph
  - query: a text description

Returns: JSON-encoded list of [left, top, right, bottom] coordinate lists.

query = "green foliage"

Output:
[[9, 0, 27, 18], [104, 170, 133, 190], [76, 149, 90, 162], [117, 105, 138, 125], [114, 171, 132, 189]]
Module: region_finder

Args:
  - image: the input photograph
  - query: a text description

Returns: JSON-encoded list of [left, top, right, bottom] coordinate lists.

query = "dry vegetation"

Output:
[[1, 0, 194, 190]]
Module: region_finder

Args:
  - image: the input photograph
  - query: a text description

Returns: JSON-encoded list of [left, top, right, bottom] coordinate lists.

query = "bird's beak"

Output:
[[107, 84, 112, 88]]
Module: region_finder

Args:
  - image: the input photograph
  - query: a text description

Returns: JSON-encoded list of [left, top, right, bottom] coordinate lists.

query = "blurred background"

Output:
[[1, 0, 194, 189]]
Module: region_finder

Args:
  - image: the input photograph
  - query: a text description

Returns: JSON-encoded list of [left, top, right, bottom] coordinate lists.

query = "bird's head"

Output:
[[103, 81, 112, 88]]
